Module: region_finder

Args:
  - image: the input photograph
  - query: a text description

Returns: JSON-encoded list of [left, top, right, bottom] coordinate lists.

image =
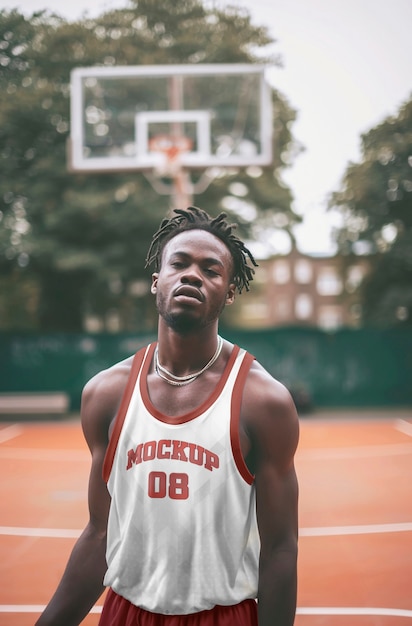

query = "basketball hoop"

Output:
[[149, 134, 193, 177]]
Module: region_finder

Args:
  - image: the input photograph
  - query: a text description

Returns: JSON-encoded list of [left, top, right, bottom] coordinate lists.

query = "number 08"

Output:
[[148, 471, 189, 500]]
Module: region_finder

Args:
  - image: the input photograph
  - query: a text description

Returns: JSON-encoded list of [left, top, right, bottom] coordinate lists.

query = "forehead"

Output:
[[162, 229, 232, 264]]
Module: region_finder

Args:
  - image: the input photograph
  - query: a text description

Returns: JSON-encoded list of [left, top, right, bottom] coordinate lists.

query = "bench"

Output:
[[0, 392, 70, 416]]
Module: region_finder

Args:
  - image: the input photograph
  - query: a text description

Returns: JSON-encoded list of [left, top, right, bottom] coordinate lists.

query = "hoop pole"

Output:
[[171, 168, 193, 211], [165, 75, 192, 210]]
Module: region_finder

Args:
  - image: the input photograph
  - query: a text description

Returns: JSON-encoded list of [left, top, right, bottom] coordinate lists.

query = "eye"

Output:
[[204, 268, 219, 277]]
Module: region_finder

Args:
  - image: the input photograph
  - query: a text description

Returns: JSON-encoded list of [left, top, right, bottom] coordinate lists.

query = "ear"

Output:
[[151, 272, 159, 295], [225, 283, 236, 307]]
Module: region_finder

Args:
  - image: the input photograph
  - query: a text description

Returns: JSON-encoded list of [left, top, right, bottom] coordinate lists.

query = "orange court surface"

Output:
[[1, 408, 412, 626]]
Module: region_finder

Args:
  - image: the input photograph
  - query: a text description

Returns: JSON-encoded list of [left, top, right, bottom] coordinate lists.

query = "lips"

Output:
[[173, 285, 204, 302]]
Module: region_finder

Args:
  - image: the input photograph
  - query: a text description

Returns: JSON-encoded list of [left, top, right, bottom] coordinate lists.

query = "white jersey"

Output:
[[103, 342, 260, 615]]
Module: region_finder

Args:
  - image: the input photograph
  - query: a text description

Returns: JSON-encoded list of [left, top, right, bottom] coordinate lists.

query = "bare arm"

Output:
[[244, 365, 299, 626], [35, 364, 129, 626]]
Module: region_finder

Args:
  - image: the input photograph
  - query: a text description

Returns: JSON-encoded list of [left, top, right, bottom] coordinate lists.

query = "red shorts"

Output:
[[98, 589, 258, 626]]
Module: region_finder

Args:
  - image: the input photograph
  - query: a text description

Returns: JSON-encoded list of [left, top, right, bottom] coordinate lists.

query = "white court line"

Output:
[[1, 605, 411, 617], [296, 607, 412, 618], [0, 448, 89, 462], [0, 526, 81, 538], [396, 419, 412, 438], [299, 521, 412, 536], [2, 439, 411, 463], [0, 425, 23, 444], [0, 604, 102, 613], [10, 444, 411, 462], [298, 442, 412, 460], [2, 521, 412, 539]]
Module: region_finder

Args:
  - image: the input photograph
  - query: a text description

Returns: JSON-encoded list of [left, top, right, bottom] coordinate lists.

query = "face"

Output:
[[151, 229, 236, 334]]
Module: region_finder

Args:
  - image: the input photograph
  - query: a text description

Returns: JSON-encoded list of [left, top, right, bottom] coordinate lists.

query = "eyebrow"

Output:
[[169, 251, 225, 268]]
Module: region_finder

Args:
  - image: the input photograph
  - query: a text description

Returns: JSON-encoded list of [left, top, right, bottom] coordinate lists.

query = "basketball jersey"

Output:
[[102, 342, 260, 615]]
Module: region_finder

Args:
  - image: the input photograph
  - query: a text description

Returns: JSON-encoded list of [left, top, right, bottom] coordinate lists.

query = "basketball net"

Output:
[[149, 134, 193, 178]]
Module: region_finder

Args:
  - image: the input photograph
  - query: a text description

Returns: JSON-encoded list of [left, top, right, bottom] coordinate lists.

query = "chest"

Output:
[[146, 370, 221, 417], [141, 370, 251, 465]]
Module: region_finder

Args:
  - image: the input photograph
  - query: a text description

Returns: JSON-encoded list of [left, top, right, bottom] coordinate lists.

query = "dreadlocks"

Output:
[[145, 206, 258, 294]]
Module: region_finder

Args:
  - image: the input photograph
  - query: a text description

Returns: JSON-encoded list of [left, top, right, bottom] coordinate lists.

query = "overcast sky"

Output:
[[3, 0, 412, 254]]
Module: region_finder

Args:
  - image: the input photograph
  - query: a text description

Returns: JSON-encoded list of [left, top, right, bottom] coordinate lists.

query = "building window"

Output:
[[317, 266, 343, 296], [346, 265, 365, 293], [318, 306, 343, 330], [295, 294, 313, 319], [240, 302, 268, 320], [272, 260, 290, 284], [294, 259, 313, 284]]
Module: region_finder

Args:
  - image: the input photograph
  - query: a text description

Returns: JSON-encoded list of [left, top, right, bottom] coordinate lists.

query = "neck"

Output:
[[156, 321, 220, 377]]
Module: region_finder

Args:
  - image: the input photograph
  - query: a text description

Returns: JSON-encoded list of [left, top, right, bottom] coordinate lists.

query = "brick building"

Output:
[[227, 246, 371, 330]]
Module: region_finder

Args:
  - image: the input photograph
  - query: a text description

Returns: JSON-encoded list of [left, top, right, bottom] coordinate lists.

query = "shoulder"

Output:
[[82, 355, 134, 412], [243, 358, 294, 409], [80, 354, 136, 449], [241, 358, 299, 468]]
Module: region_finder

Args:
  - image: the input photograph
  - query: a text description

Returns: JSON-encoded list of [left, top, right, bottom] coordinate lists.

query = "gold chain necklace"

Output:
[[154, 336, 223, 387]]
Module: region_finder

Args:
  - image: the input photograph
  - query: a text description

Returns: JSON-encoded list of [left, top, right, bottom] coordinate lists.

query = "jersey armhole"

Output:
[[102, 346, 149, 482], [230, 351, 255, 485]]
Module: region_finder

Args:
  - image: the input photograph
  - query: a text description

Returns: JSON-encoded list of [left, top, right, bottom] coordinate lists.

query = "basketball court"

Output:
[[2, 62, 411, 624], [1, 410, 411, 625]]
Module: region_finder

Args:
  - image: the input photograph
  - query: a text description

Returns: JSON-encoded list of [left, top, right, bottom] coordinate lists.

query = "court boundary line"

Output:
[[298, 442, 412, 459], [2, 441, 412, 462], [0, 526, 80, 538], [2, 521, 412, 539], [297, 607, 412, 617], [1, 605, 412, 618], [0, 605, 102, 614], [296, 606, 412, 617], [0, 425, 23, 444], [395, 419, 412, 437], [0, 448, 89, 461], [299, 522, 412, 536]]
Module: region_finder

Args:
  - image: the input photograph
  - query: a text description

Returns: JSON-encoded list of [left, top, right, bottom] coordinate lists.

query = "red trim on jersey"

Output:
[[102, 347, 148, 482], [140, 343, 241, 425], [230, 351, 255, 485]]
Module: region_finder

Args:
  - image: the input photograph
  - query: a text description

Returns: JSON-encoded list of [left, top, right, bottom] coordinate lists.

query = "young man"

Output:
[[36, 207, 299, 626]]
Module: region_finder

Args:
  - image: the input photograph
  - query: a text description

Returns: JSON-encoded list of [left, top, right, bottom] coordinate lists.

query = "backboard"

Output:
[[69, 64, 273, 173]]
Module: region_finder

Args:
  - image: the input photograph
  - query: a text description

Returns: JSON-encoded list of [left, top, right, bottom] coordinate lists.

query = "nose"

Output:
[[181, 265, 203, 287]]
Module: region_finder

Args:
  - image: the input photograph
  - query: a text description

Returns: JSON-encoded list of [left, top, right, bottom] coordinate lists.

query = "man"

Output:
[[36, 206, 299, 626]]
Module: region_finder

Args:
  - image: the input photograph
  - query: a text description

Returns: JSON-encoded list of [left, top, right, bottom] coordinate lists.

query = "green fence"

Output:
[[0, 327, 411, 410]]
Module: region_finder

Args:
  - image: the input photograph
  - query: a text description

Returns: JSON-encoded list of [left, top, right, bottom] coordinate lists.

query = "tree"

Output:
[[0, 1, 300, 331], [329, 96, 412, 326]]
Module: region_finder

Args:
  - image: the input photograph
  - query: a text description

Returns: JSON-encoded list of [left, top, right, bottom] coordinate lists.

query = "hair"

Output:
[[145, 206, 258, 293]]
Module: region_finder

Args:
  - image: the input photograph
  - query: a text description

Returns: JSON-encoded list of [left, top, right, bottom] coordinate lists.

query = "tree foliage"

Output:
[[330, 96, 412, 326], [0, 1, 300, 331]]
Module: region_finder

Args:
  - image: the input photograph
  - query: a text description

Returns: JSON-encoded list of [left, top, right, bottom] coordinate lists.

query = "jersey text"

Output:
[[126, 439, 220, 472]]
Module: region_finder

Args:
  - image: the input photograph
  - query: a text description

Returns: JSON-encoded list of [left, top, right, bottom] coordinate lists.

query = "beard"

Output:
[[159, 310, 202, 335], [156, 291, 226, 336]]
